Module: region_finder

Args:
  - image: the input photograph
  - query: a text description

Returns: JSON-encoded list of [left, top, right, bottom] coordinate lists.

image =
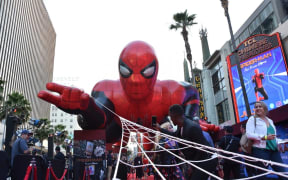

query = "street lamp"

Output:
[[220, 0, 251, 118]]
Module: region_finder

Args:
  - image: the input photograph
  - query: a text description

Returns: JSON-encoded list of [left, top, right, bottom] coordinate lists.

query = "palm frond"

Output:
[[170, 24, 182, 30], [187, 14, 196, 22]]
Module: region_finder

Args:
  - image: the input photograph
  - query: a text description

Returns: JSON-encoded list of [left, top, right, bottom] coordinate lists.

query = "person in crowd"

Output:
[[107, 150, 113, 180], [116, 155, 128, 180], [246, 101, 287, 180], [41, 151, 49, 166], [193, 117, 214, 147], [112, 153, 118, 177], [155, 121, 184, 180], [142, 156, 149, 179], [240, 123, 254, 177], [11, 129, 31, 166], [134, 153, 144, 180], [218, 125, 241, 179], [65, 151, 74, 180], [157, 104, 217, 180], [192, 117, 217, 179], [54, 146, 65, 161]]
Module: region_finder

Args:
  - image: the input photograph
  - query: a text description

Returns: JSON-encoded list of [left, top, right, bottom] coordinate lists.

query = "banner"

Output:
[[195, 75, 205, 119], [227, 33, 288, 122]]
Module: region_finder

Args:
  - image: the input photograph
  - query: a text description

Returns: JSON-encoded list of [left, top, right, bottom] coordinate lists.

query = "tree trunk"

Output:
[[181, 27, 194, 83]]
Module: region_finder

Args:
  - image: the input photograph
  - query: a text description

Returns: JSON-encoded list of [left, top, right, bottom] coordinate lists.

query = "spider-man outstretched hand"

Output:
[[38, 41, 217, 144]]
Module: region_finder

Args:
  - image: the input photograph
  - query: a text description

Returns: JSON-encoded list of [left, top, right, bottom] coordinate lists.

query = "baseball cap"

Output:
[[21, 129, 30, 135]]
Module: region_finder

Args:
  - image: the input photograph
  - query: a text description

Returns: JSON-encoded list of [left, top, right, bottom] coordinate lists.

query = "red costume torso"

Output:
[[252, 73, 264, 88], [38, 41, 216, 145], [93, 79, 196, 128]]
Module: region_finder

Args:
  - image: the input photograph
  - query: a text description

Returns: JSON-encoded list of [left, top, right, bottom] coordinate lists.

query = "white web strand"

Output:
[[122, 122, 166, 180], [95, 99, 288, 180], [124, 120, 222, 179]]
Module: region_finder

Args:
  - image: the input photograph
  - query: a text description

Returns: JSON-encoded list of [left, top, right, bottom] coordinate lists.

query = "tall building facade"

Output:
[[202, 0, 288, 126], [0, 0, 56, 119]]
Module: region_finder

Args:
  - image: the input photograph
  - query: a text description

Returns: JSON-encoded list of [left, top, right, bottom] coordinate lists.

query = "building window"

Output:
[[212, 72, 220, 93], [70, 119, 73, 122], [211, 60, 225, 94], [60, 119, 63, 122], [70, 125, 73, 129], [262, 15, 276, 34], [216, 99, 230, 124]]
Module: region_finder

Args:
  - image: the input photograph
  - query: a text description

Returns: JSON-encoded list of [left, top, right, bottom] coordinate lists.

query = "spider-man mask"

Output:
[[119, 41, 158, 100]]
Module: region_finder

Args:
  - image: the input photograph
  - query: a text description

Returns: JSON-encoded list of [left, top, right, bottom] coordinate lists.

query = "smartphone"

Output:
[[151, 116, 157, 127]]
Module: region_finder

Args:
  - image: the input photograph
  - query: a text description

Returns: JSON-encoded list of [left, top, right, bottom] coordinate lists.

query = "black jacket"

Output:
[[160, 118, 211, 161], [218, 134, 240, 153], [54, 151, 65, 161]]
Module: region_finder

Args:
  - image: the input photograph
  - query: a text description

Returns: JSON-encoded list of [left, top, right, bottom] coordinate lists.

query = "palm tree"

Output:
[[53, 124, 68, 146], [184, 59, 190, 82], [170, 10, 197, 83], [1, 92, 32, 123], [34, 118, 53, 152], [2, 92, 31, 153]]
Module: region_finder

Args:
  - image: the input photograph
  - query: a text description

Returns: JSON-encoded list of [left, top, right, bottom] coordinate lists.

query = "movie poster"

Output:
[[227, 33, 288, 122], [73, 130, 106, 179]]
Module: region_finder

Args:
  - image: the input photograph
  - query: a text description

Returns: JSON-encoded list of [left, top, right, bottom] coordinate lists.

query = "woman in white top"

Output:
[[246, 101, 287, 179]]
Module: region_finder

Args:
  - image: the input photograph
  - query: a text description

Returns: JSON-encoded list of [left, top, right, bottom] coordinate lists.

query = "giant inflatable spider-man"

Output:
[[38, 41, 217, 146]]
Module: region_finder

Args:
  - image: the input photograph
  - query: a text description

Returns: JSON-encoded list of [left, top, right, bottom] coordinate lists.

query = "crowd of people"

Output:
[[124, 101, 287, 180], [2, 101, 288, 180]]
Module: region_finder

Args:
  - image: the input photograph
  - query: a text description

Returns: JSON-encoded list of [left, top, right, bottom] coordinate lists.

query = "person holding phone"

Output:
[[246, 101, 287, 179], [158, 104, 217, 180]]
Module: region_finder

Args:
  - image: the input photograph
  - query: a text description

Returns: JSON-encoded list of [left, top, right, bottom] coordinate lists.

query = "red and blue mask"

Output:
[[119, 41, 158, 100]]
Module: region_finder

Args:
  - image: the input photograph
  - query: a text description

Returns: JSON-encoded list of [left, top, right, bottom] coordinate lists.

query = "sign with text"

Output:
[[195, 75, 205, 119], [227, 33, 288, 122]]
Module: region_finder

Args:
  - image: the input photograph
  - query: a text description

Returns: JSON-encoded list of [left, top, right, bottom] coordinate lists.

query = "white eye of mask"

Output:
[[142, 66, 155, 77]]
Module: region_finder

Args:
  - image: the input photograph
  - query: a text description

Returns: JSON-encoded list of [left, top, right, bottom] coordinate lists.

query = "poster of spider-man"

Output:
[[230, 46, 288, 122]]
